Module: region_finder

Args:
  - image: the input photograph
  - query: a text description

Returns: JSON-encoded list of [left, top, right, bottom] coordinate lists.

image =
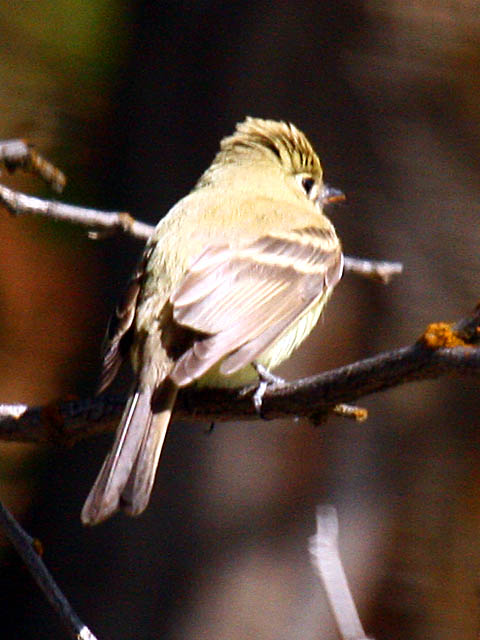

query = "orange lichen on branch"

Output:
[[352, 406, 368, 422], [32, 538, 44, 556], [419, 322, 469, 349], [333, 403, 368, 422]]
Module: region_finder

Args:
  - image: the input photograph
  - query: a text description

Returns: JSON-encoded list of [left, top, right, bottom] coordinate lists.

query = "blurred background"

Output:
[[0, 1, 479, 638]]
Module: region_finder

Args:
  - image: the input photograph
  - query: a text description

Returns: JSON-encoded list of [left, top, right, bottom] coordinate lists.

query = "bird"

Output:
[[81, 117, 344, 525]]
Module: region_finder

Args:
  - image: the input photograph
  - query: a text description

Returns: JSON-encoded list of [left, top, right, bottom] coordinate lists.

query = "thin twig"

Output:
[[343, 256, 403, 284], [0, 305, 479, 444], [0, 184, 153, 239], [0, 148, 403, 279], [0, 139, 66, 192], [309, 506, 372, 640], [0, 498, 98, 640]]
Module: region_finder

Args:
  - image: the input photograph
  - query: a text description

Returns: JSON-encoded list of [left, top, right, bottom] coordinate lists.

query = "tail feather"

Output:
[[121, 381, 178, 516], [81, 386, 154, 525]]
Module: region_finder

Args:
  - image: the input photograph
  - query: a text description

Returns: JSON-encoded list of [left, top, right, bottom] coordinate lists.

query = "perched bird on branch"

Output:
[[82, 117, 344, 525]]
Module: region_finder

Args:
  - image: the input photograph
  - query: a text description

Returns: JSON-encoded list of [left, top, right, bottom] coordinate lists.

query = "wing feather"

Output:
[[169, 226, 342, 386], [97, 246, 153, 394]]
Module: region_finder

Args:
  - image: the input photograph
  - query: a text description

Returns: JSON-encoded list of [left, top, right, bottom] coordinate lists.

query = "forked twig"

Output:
[[0, 139, 66, 192]]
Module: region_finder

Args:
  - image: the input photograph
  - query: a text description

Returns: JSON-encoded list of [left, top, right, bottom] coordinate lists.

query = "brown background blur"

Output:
[[0, 2, 480, 639]]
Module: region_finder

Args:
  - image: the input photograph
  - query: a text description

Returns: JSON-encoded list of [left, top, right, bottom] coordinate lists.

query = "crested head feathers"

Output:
[[197, 118, 323, 188], [224, 117, 322, 175]]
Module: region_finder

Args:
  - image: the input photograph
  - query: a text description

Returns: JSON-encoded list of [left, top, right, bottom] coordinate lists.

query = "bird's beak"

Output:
[[321, 184, 345, 205]]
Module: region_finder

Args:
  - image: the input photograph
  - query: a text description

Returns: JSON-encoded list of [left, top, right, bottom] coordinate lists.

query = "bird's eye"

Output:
[[301, 176, 315, 196]]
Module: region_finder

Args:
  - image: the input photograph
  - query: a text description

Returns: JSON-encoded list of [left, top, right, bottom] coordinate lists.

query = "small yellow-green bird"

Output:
[[82, 117, 344, 525]]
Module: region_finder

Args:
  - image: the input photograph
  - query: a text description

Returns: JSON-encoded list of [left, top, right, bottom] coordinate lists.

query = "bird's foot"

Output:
[[251, 363, 285, 416]]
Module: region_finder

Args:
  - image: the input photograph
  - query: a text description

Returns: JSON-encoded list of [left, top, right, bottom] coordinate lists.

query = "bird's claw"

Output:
[[253, 380, 269, 414], [251, 363, 285, 417]]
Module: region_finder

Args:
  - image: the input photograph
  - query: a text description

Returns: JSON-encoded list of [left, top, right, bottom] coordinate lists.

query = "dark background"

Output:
[[0, 2, 480, 638]]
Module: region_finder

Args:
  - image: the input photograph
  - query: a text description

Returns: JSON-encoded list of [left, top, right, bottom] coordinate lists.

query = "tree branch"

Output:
[[0, 140, 402, 280], [0, 305, 479, 445], [0, 498, 98, 639], [343, 255, 402, 284], [0, 139, 66, 192], [0, 183, 154, 239], [309, 506, 371, 640]]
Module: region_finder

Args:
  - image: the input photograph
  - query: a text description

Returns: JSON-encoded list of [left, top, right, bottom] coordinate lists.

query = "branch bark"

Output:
[[1, 306, 479, 445], [0, 498, 98, 639]]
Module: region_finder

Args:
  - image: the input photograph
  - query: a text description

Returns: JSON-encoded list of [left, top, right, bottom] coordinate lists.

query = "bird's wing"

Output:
[[97, 245, 153, 394], [170, 224, 343, 386]]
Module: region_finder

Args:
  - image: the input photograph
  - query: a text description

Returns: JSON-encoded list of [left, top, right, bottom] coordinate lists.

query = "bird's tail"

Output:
[[120, 381, 178, 516], [81, 380, 177, 525]]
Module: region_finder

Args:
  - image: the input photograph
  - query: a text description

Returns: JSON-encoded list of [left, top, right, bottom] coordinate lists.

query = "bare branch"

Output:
[[0, 148, 403, 279], [0, 139, 66, 193], [309, 506, 372, 640], [0, 305, 479, 445], [0, 498, 98, 640], [343, 256, 403, 284], [0, 183, 153, 239]]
